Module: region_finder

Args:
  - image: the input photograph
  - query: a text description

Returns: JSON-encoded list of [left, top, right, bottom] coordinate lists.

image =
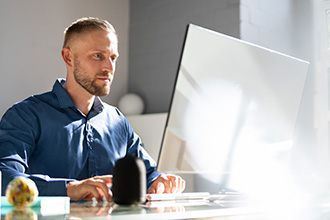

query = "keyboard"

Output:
[[145, 192, 211, 201]]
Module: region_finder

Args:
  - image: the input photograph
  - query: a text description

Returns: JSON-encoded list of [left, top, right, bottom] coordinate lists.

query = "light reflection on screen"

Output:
[[157, 24, 309, 195]]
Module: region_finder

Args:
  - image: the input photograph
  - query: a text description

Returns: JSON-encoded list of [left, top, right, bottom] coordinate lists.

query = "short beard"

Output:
[[73, 58, 110, 97]]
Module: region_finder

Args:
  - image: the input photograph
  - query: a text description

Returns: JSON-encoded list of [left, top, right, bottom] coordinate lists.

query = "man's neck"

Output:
[[72, 94, 95, 116], [63, 79, 95, 116]]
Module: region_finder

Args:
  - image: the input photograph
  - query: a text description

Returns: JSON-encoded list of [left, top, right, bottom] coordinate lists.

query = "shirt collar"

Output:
[[89, 96, 104, 118], [52, 79, 75, 109], [52, 79, 104, 116]]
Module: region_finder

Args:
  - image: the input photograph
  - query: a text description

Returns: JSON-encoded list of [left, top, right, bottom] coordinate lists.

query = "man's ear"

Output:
[[61, 48, 73, 67]]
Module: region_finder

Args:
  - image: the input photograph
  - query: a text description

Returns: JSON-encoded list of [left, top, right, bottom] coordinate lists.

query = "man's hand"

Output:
[[147, 174, 185, 194], [67, 175, 113, 202]]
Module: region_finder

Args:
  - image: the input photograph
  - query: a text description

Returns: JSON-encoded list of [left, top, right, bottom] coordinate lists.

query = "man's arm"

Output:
[[0, 104, 73, 196], [0, 157, 73, 196], [1, 157, 113, 201]]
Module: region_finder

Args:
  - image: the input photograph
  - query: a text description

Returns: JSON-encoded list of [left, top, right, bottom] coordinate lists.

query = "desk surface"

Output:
[[0, 198, 263, 220], [1, 196, 330, 220]]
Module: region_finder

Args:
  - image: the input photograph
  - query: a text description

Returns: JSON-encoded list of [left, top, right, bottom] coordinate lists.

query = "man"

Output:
[[0, 17, 185, 201]]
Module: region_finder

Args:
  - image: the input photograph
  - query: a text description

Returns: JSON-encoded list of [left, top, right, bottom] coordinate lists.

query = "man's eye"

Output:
[[94, 54, 102, 59]]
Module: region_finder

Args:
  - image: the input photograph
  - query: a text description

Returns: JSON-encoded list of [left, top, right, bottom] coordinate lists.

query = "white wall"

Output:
[[0, 0, 129, 117], [126, 113, 167, 161], [240, 0, 313, 61], [240, 0, 293, 55]]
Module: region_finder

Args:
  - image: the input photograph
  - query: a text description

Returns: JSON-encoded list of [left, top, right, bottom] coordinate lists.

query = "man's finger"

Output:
[[179, 178, 186, 193], [167, 175, 179, 193], [147, 178, 165, 194], [153, 180, 165, 194], [93, 175, 113, 186], [88, 178, 112, 201]]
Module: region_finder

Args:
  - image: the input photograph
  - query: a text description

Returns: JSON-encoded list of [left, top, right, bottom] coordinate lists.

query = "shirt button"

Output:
[[87, 133, 93, 142], [87, 123, 92, 131], [87, 141, 92, 149]]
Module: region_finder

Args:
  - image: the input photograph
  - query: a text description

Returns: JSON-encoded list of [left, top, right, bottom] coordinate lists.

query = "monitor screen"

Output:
[[157, 24, 309, 195]]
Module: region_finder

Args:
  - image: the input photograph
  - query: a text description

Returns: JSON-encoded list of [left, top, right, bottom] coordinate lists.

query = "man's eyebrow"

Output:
[[90, 49, 119, 57], [90, 49, 107, 53], [90, 49, 118, 54]]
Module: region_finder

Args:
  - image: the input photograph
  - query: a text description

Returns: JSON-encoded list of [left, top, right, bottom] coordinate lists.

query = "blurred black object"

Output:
[[112, 155, 146, 205]]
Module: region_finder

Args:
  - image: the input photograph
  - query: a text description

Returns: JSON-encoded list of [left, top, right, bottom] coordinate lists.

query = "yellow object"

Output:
[[5, 177, 39, 207], [5, 208, 37, 220]]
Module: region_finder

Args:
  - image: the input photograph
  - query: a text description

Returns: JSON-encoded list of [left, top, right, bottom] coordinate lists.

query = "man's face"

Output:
[[71, 30, 119, 97]]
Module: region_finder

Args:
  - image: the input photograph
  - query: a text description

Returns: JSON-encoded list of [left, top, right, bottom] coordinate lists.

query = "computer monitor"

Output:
[[157, 24, 309, 195]]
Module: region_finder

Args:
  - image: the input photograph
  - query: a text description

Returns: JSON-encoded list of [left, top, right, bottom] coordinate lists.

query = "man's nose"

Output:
[[103, 58, 115, 73]]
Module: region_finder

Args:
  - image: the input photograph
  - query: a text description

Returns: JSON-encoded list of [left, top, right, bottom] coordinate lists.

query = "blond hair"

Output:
[[63, 17, 117, 49]]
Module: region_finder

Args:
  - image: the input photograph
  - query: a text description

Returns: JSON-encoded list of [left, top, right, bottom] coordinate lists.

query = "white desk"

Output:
[[2, 196, 330, 220], [0, 198, 263, 220]]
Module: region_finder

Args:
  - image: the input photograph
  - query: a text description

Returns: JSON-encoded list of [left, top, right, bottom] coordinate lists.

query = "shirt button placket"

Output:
[[86, 121, 96, 177], [87, 133, 93, 149], [86, 122, 94, 149]]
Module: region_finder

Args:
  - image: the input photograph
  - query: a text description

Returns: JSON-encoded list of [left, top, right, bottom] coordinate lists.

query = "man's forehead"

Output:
[[72, 30, 118, 50], [84, 30, 117, 42]]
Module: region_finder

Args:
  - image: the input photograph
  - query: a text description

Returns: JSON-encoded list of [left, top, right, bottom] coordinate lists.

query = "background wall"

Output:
[[0, 0, 129, 117], [129, 0, 241, 113]]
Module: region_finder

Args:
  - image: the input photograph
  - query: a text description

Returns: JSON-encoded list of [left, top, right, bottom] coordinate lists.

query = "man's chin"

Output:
[[93, 87, 110, 97]]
